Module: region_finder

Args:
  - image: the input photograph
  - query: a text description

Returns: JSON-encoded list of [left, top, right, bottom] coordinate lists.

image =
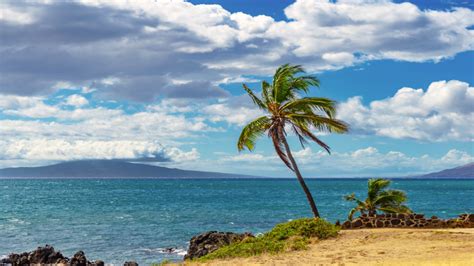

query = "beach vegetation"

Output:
[[198, 218, 339, 261], [237, 64, 349, 218], [345, 178, 412, 220]]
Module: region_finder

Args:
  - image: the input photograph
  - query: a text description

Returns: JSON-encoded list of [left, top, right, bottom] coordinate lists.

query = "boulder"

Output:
[[184, 231, 253, 260], [124, 261, 139, 266], [468, 214, 474, 222], [1, 246, 68, 265], [351, 218, 363, 228], [29, 245, 65, 264], [70, 251, 89, 266], [341, 220, 351, 229]]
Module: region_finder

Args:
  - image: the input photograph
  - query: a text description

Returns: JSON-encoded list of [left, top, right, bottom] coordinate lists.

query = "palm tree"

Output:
[[345, 178, 412, 220], [237, 64, 349, 218]]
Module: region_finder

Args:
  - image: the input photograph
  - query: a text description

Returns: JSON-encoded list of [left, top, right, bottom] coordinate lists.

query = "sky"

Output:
[[0, 0, 473, 177]]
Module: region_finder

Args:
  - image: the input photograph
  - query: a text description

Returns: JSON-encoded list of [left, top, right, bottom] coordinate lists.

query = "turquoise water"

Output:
[[1, 178, 473, 265]]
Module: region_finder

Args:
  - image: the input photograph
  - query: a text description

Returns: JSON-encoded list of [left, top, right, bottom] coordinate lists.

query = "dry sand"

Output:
[[179, 228, 474, 266]]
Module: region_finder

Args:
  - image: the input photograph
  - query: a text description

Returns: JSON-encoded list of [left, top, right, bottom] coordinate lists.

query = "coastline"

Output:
[[180, 228, 474, 265]]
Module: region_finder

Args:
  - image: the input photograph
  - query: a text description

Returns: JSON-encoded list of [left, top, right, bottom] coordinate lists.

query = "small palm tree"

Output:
[[237, 64, 349, 218], [345, 178, 412, 220]]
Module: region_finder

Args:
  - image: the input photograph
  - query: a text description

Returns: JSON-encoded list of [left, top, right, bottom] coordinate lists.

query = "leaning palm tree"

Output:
[[237, 64, 349, 218], [345, 178, 412, 220]]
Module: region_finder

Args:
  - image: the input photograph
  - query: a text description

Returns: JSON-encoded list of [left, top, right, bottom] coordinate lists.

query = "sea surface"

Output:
[[1, 178, 473, 265]]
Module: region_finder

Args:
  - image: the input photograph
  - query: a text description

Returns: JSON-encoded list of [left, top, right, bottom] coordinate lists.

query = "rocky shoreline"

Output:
[[3, 214, 473, 265], [0, 245, 138, 266]]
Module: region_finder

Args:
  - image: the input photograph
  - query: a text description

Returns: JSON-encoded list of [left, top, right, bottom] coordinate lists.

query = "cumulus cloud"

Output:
[[1, 0, 473, 100], [221, 146, 473, 177], [0, 91, 214, 167], [0, 139, 199, 166], [338, 80, 474, 141], [65, 94, 89, 107]]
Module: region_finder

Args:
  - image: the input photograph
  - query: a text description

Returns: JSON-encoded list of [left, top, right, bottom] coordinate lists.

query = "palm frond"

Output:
[[348, 205, 365, 220], [378, 205, 412, 214], [287, 113, 349, 134], [261, 80, 272, 104], [287, 118, 331, 153], [374, 190, 408, 206], [345, 193, 366, 206], [237, 116, 271, 151], [367, 178, 391, 201], [281, 97, 337, 118], [273, 64, 307, 103], [243, 83, 266, 110]]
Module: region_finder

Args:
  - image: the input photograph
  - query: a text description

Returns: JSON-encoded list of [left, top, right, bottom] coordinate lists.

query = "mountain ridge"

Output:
[[0, 160, 259, 178], [413, 162, 473, 178], [0, 160, 472, 178]]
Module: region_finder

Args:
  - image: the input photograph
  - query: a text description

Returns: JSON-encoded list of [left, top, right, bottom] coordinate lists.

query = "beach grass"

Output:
[[197, 218, 339, 261]]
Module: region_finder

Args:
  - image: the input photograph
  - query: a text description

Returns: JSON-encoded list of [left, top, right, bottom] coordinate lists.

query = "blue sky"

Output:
[[0, 0, 473, 177]]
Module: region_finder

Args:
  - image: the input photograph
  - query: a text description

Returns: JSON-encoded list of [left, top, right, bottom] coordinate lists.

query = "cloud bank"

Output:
[[338, 80, 474, 141], [1, 0, 473, 100]]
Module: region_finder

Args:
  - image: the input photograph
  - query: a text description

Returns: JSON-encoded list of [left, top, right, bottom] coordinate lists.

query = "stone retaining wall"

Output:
[[341, 213, 474, 229]]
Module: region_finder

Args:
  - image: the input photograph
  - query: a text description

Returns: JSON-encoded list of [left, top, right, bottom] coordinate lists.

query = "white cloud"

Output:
[[338, 80, 474, 141], [0, 4, 35, 25], [65, 94, 89, 107], [221, 146, 473, 177], [273, 0, 474, 62], [203, 103, 263, 126], [0, 139, 199, 165], [0, 95, 215, 167], [0, 94, 44, 109], [2, 0, 473, 99]]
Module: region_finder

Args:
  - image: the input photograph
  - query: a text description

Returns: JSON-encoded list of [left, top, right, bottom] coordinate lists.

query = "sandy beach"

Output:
[[182, 228, 474, 266]]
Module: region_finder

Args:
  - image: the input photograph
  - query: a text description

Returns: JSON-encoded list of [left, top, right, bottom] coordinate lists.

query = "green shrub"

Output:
[[198, 218, 339, 261]]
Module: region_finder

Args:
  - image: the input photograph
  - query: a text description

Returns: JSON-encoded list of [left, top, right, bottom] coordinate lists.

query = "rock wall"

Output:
[[341, 213, 474, 229]]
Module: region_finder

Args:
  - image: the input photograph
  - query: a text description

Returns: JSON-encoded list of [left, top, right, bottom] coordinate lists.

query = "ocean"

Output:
[[1, 178, 473, 265]]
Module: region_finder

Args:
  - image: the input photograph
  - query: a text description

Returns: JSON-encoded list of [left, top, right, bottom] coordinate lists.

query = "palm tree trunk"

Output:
[[279, 129, 320, 218]]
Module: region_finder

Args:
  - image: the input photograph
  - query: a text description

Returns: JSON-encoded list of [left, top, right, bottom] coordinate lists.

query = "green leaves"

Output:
[[281, 97, 337, 118], [345, 178, 413, 219], [272, 64, 319, 104], [238, 63, 349, 170], [237, 116, 271, 151], [243, 83, 266, 110]]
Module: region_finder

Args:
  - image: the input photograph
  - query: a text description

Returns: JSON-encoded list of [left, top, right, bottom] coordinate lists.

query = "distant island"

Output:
[[0, 160, 472, 178], [413, 162, 473, 178], [0, 160, 259, 178]]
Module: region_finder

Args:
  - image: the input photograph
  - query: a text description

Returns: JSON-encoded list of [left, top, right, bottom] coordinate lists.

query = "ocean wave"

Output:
[[137, 247, 187, 256]]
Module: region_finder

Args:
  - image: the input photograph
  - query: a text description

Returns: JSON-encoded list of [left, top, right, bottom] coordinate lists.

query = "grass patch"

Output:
[[198, 218, 339, 261]]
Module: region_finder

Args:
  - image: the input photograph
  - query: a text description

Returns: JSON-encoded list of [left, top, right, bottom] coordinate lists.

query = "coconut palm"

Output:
[[345, 178, 412, 220], [237, 64, 349, 218]]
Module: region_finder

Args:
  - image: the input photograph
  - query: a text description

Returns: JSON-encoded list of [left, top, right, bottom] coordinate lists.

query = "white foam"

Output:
[[138, 247, 187, 256]]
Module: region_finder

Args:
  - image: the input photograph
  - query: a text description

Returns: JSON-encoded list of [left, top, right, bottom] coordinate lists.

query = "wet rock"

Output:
[[29, 245, 65, 264], [351, 219, 363, 228], [0, 245, 116, 266], [184, 231, 254, 260], [468, 214, 474, 222], [70, 251, 89, 266], [124, 261, 139, 266], [342, 220, 351, 229]]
